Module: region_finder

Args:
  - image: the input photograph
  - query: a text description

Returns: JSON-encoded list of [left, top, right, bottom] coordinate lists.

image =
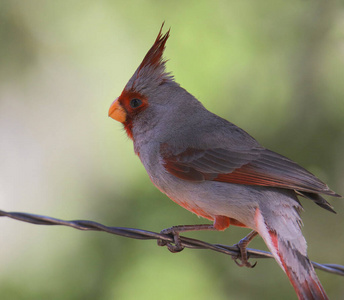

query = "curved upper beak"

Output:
[[108, 97, 127, 123]]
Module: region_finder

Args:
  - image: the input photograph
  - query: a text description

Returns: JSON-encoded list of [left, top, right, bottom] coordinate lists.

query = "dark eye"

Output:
[[130, 98, 142, 108]]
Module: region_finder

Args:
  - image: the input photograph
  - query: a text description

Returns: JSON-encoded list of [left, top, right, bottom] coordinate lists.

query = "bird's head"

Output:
[[108, 24, 176, 139]]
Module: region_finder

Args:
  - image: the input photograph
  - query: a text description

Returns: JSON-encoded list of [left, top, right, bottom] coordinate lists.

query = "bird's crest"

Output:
[[125, 23, 173, 92], [137, 23, 170, 74]]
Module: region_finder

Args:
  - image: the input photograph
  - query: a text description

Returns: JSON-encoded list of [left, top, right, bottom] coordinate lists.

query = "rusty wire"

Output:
[[0, 209, 343, 276]]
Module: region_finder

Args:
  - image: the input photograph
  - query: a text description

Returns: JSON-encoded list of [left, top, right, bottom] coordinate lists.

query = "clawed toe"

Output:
[[231, 230, 258, 268], [165, 243, 185, 253], [232, 255, 257, 268], [157, 227, 185, 253]]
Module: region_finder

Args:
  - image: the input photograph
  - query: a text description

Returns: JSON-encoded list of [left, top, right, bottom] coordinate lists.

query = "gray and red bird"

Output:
[[109, 25, 341, 300]]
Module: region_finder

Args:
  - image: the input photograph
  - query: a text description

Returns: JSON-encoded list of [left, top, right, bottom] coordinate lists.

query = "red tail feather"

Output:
[[270, 230, 328, 300], [255, 208, 328, 300]]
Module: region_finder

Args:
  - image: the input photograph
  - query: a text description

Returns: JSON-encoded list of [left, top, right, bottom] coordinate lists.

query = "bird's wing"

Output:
[[160, 144, 339, 211]]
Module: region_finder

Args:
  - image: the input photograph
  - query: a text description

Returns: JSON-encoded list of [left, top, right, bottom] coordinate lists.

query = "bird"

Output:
[[108, 24, 341, 300]]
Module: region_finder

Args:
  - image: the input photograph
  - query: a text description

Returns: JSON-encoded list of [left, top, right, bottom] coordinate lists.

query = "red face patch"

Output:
[[117, 89, 149, 139]]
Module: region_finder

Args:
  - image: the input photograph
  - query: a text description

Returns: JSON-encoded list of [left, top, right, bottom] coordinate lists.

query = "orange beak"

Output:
[[108, 97, 127, 123]]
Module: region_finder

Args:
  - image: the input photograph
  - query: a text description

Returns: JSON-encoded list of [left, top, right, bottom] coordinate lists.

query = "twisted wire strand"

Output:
[[0, 209, 343, 276]]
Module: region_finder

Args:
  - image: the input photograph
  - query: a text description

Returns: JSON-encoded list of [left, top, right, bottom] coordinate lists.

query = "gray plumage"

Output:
[[109, 25, 341, 300]]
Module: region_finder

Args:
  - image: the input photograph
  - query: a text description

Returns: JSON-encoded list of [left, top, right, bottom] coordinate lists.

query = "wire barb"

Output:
[[0, 209, 343, 276]]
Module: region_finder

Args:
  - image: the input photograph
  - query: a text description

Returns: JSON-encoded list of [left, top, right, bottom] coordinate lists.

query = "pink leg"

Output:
[[158, 216, 231, 252]]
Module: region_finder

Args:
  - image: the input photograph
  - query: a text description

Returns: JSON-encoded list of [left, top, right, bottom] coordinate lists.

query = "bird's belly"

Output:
[[152, 171, 259, 229], [167, 194, 214, 221]]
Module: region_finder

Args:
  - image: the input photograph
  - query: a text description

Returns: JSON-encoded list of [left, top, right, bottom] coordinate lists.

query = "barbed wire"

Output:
[[0, 209, 343, 276]]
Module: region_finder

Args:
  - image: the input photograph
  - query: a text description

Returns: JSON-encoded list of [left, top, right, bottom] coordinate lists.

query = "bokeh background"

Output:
[[1, 1, 344, 299]]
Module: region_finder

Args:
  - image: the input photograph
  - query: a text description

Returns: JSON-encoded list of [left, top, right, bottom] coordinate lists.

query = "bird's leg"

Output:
[[157, 224, 216, 253], [233, 230, 259, 268]]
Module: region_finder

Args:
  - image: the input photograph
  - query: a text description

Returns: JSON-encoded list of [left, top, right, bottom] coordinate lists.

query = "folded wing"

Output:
[[161, 144, 340, 212]]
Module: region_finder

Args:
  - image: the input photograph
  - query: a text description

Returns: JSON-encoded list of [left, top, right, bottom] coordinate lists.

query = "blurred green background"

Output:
[[1, 1, 343, 299]]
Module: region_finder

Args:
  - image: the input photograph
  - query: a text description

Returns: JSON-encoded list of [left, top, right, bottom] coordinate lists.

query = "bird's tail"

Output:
[[255, 207, 328, 300]]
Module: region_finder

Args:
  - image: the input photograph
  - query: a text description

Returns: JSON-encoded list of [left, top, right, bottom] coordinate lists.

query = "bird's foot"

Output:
[[232, 231, 258, 268], [157, 227, 185, 253], [157, 224, 216, 253], [232, 242, 257, 268]]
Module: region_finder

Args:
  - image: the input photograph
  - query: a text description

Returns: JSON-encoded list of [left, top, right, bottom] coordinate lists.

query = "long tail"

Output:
[[255, 206, 328, 300]]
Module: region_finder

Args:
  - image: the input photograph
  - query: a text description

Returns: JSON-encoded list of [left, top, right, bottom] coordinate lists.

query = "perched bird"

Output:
[[108, 24, 341, 300]]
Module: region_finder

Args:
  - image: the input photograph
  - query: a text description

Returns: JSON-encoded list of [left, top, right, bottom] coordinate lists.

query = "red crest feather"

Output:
[[137, 23, 170, 74], [125, 23, 172, 92]]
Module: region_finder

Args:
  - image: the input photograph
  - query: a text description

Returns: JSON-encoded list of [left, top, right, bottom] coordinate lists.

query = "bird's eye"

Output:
[[130, 98, 142, 108]]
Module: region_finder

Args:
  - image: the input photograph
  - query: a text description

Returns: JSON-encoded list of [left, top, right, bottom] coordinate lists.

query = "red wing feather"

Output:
[[214, 164, 306, 190], [163, 159, 206, 181], [161, 145, 339, 198]]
